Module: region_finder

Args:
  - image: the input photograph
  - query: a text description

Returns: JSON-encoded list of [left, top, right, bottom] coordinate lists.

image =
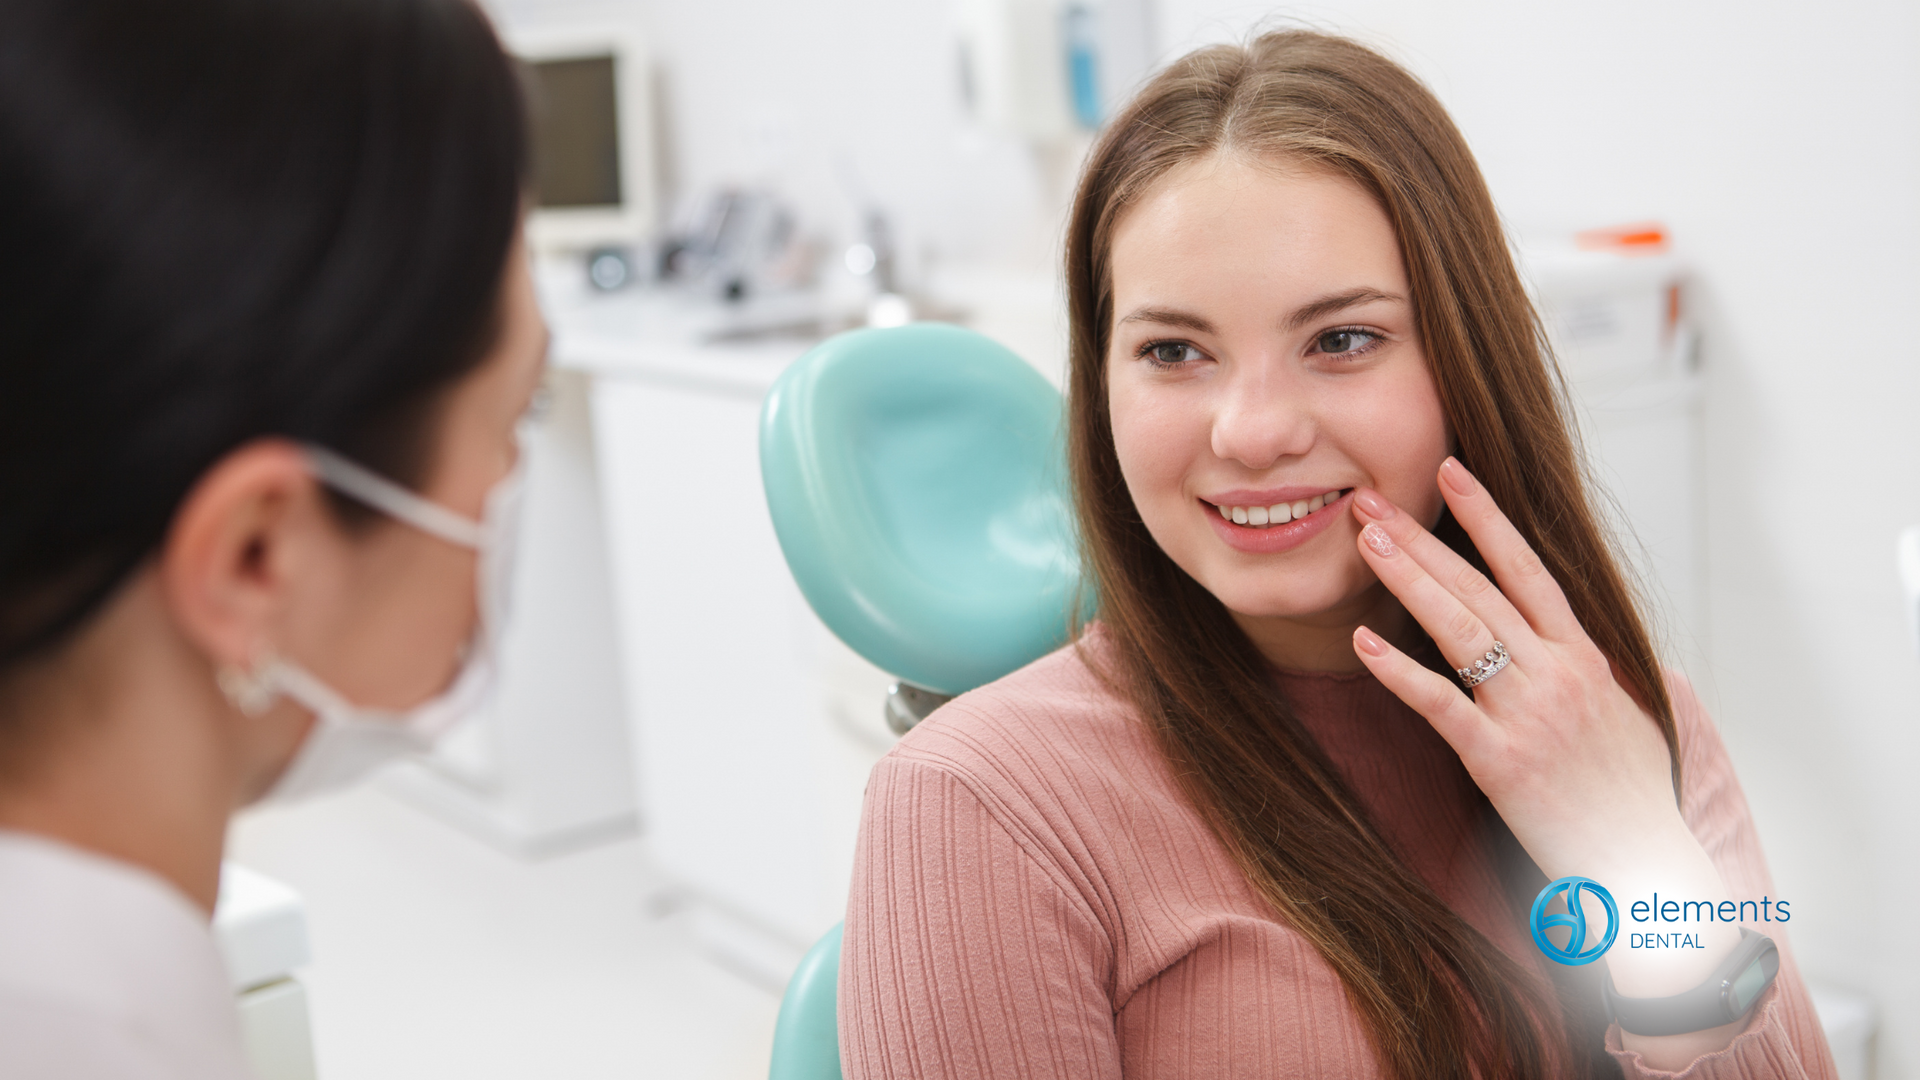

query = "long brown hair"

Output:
[[1065, 30, 1679, 1079]]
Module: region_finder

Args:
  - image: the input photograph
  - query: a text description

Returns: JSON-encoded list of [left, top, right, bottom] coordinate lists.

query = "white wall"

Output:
[[490, 0, 1062, 274], [491, 0, 1920, 1071]]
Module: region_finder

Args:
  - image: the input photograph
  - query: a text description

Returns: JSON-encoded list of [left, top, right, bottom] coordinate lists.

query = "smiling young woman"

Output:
[[838, 30, 1836, 1080]]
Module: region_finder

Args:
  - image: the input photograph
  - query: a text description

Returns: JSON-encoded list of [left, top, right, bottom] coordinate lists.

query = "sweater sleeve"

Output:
[[1606, 674, 1839, 1080], [838, 754, 1123, 1080]]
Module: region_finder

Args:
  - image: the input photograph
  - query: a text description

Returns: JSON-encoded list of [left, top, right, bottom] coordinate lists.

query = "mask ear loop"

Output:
[[217, 447, 487, 720], [303, 445, 485, 550]]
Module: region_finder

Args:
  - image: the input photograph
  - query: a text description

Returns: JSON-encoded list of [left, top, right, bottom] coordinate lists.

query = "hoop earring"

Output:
[[217, 653, 280, 718]]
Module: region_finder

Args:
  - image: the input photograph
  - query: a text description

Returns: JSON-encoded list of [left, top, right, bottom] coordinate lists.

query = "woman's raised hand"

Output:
[[1348, 458, 1742, 1014], [1347, 458, 1678, 882]]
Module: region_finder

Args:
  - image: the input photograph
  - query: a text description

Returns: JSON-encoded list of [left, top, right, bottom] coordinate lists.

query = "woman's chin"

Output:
[[1150, 519, 1381, 626], [1205, 574, 1376, 626]]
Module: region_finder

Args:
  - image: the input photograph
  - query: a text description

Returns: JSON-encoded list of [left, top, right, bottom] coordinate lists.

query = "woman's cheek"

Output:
[[1113, 388, 1198, 564], [1354, 366, 1450, 525], [1110, 381, 1197, 517]]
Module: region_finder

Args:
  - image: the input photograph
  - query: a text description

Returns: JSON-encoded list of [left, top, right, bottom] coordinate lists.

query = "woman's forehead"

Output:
[[1109, 157, 1407, 320]]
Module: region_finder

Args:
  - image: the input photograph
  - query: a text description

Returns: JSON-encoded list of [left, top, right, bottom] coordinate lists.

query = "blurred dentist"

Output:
[[0, 0, 540, 1076]]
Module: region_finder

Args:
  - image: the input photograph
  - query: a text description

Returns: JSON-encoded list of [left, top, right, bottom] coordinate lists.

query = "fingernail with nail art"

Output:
[[1361, 523, 1398, 557]]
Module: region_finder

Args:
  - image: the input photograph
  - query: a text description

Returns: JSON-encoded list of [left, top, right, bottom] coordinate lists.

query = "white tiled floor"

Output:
[[227, 788, 780, 1080]]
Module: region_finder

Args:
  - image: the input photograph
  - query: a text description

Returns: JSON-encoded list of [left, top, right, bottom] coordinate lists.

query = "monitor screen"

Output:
[[526, 55, 622, 209]]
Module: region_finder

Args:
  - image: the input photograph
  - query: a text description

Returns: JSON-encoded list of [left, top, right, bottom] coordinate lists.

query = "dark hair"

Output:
[[0, 0, 527, 670], [1065, 30, 1674, 1079]]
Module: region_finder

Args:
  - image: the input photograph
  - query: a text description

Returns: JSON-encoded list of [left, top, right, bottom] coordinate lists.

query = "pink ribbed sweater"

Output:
[[840, 627, 1836, 1078]]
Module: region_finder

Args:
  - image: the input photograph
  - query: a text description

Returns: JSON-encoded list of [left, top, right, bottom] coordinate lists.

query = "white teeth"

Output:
[[1217, 490, 1349, 526]]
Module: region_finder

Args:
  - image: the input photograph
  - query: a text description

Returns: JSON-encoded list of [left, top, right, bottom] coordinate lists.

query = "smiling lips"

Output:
[[1212, 488, 1354, 528]]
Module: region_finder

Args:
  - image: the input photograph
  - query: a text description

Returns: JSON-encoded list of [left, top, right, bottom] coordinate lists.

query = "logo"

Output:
[[1530, 876, 1618, 966]]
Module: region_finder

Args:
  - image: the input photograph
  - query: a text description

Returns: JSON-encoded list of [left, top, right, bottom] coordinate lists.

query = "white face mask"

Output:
[[219, 445, 524, 805]]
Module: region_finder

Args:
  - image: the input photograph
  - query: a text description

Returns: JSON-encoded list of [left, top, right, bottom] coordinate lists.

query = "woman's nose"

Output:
[[1209, 364, 1314, 470]]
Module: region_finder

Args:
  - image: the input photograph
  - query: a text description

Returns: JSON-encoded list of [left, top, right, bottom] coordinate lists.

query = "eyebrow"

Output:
[[1284, 287, 1404, 331], [1118, 306, 1216, 334], [1116, 287, 1405, 336]]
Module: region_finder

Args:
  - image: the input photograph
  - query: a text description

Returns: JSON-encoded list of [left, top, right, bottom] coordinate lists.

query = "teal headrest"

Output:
[[760, 323, 1081, 696]]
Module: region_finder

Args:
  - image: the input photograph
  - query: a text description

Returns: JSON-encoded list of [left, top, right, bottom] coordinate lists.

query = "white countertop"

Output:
[[536, 256, 1069, 395], [539, 274, 820, 397]]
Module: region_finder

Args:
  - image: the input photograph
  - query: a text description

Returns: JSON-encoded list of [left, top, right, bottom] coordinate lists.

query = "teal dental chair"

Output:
[[759, 323, 1082, 1080]]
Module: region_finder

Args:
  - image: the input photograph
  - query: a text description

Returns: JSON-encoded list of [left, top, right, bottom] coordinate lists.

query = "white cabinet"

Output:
[[379, 369, 639, 857], [1526, 246, 1705, 649], [550, 286, 894, 986], [215, 865, 317, 1080]]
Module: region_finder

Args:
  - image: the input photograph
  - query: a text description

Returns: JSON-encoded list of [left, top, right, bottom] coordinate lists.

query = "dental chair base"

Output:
[[883, 682, 952, 736]]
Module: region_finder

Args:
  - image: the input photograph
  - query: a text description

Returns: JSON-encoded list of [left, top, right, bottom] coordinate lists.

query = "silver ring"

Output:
[[1458, 641, 1510, 687]]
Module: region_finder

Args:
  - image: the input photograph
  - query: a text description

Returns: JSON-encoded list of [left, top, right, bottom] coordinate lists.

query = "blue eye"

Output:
[[1314, 328, 1379, 356]]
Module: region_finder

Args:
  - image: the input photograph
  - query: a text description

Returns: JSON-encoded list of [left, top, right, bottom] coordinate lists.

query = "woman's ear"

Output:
[[157, 439, 329, 669]]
